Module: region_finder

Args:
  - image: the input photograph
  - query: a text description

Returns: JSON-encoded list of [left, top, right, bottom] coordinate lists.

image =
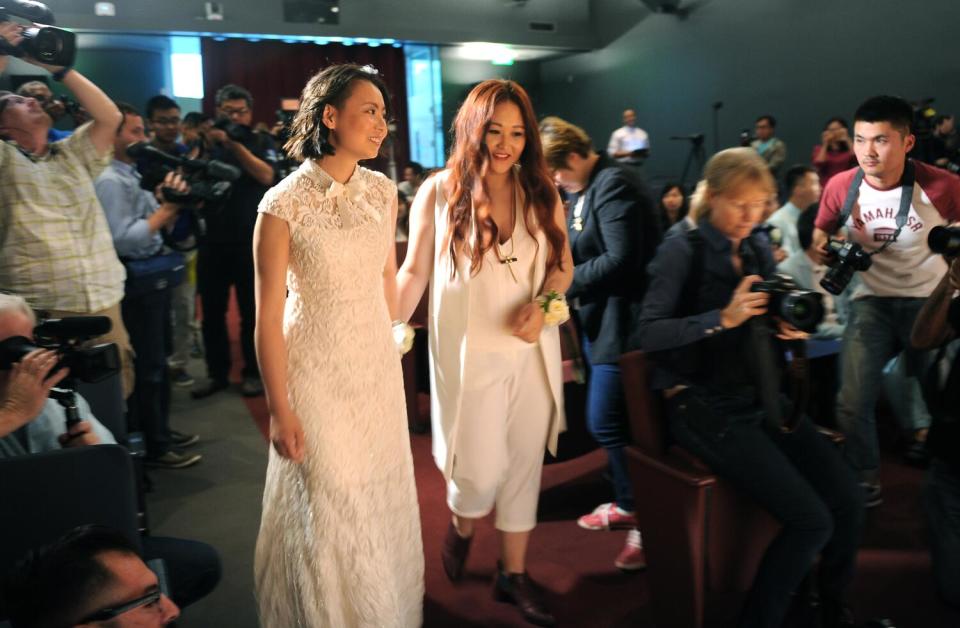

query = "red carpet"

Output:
[[222, 295, 960, 627]]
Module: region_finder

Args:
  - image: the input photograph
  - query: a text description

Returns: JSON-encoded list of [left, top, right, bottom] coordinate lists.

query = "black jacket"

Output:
[[567, 154, 661, 364]]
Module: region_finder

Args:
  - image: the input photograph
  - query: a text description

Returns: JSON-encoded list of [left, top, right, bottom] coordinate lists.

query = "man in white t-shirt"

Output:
[[607, 109, 649, 167], [813, 95, 960, 507], [767, 164, 821, 260]]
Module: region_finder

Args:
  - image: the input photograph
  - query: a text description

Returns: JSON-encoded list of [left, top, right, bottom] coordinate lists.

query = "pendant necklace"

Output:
[[495, 183, 519, 283]]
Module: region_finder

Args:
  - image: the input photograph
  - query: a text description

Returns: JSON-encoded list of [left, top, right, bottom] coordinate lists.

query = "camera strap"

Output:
[[836, 160, 915, 256]]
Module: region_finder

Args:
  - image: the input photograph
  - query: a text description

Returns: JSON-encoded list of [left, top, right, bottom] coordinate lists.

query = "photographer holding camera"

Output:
[[0, 20, 136, 398], [639, 148, 863, 628], [94, 103, 201, 469], [192, 84, 278, 399], [812, 95, 960, 507], [911, 238, 960, 607]]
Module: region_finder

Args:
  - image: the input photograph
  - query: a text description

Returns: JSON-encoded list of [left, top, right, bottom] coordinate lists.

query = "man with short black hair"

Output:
[[95, 103, 201, 469], [751, 114, 787, 176], [192, 84, 279, 398], [767, 164, 821, 258], [398, 161, 424, 199], [144, 95, 187, 158], [2, 525, 181, 628], [813, 94, 960, 507]]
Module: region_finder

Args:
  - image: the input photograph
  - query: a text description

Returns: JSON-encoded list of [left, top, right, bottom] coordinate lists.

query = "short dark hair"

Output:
[[114, 101, 140, 133], [854, 95, 913, 134], [757, 114, 776, 128], [934, 113, 954, 127], [284, 64, 391, 161], [405, 161, 424, 176], [824, 116, 849, 131], [182, 111, 212, 127], [797, 203, 818, 251], [784, 164, 816, 195], [3, 525, 139, 628], [144, 95, 179, 120], [0, 90, 13, 118], [215, 84, 253, 108]]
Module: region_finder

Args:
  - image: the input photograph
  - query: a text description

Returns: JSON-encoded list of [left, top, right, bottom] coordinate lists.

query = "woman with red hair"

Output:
[[398, 80, 572, 626]]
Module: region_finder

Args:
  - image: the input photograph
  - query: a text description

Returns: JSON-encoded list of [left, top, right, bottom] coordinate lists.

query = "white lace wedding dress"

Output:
[[253, 159, 424, 627]]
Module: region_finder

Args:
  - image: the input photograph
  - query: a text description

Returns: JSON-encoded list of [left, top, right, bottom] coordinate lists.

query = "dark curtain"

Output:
[[200, 38, 409, 176]]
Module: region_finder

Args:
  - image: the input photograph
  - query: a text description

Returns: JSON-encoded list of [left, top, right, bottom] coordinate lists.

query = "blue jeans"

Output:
[[925, 459, 960, 607], [666, 389, 863, 628], [837, 297, 932, 476], [581, 338, 635, 512]]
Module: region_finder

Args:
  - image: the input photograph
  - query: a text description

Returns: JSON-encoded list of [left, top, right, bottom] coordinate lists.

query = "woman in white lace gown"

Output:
[[252, 64, 424, 627]]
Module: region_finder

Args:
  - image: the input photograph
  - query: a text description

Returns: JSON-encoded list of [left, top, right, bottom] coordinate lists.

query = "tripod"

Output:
[[669, 134, 706, 189]]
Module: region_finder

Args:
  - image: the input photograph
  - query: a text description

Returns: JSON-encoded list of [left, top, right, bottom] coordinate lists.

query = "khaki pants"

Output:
[[44, 302, 136, 398]]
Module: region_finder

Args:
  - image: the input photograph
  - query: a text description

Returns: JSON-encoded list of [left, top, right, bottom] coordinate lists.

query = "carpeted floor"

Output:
[[146, 297, 960, 627]]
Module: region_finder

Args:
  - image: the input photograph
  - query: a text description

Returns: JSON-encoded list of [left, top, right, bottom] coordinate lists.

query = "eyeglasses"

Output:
[[220, 107, 250, 117], [150, 117, 181, 127], [79, 590, 162, 623]]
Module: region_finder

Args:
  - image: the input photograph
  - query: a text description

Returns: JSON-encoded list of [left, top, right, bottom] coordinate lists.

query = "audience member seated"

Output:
[[812, 117, 857, 187], [192, 84, 279, 400], [911, 253, 960, 608], [750, 114, 787, 177], [398, 161, 424, 200], [14, 80, 71, 142], [658, 182, 688, 227], [0, 23, 135, 398], [607, 108, 649, 167], [813, 95, 960, 508], [639, 147, 863, 628], [0, 297, 220, 609], [540, 115, 661, 572], [767, 164, 822, 260], [95, 105, 201, 470], [2, 525, 180, 628]]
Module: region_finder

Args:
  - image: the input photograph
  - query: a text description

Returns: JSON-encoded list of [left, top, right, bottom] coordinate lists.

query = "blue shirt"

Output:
[[47, 128, 72, 142], [0, 396, 116, 459], [638, 218, 776, 391], [95, 160, 164, 260]]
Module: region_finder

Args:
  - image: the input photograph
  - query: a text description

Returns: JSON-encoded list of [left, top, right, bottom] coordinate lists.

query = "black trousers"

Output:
[[121, 285, 172, 458], [143, 535, 221, 609], [197, 242, 259, 381], [665, 388, 864, 628]]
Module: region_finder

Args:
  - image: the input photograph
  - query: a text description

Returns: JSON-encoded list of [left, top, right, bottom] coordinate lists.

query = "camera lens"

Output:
[[929, 225, 960, 257]]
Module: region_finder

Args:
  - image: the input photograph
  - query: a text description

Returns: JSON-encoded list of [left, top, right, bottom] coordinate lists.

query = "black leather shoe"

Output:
[[441, 521, 471, 582], [493, 563, 556, 627], [191, 378, 228, 400]]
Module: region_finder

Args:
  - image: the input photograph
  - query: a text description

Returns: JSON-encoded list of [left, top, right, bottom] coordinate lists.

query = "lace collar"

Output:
[[301, 159, 382, 224]]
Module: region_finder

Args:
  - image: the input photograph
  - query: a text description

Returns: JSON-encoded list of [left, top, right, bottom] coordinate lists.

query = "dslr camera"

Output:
[[0, 0, 76, 67], [0, 316, 119, 384], [928, 225, 960, 257], [750, 274, 825, 334], [820, 238, 872, 295]]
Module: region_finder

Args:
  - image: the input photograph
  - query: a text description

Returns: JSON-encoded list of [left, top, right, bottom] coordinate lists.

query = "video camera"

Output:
[[0, 316, 119, 384], [212, 117, 254, 144], [750, 274, 825, 334], [127, 141, 240, 206], [0, 0, 76, 67], [929, 225, 960, 257], [820, 238, 872, 295]]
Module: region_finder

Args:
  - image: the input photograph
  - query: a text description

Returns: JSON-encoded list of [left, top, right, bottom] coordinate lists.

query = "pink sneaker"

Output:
[[614, 529, 646, 571], [577, 502, 638, 531]]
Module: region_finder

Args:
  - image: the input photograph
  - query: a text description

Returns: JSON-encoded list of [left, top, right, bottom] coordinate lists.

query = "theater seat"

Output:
[[620, 350, 780, 628]]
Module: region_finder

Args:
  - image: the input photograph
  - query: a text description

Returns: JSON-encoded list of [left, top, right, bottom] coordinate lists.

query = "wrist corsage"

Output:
[[392, 320, 415, 355], [536, 290, 570, 327]]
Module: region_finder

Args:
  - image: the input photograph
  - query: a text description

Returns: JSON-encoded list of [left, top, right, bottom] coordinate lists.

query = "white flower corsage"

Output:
[[392, 320, 415, 355], [536, 290, 570, 327]]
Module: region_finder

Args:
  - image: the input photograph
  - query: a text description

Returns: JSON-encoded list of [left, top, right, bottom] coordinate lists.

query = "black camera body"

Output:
[[128, 141, 240, 206], [212, 117, 254, 144], [0, 1, 76, 67], [750, 274, 825, 334], [820, 238, 872, 295], [0, 316, 119, 383], [929, 225, 960, 257]]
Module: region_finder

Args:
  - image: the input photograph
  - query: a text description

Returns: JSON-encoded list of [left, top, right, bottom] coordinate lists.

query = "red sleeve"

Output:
[[815, 166, 858, 232], [914, 160, 960, 221]]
